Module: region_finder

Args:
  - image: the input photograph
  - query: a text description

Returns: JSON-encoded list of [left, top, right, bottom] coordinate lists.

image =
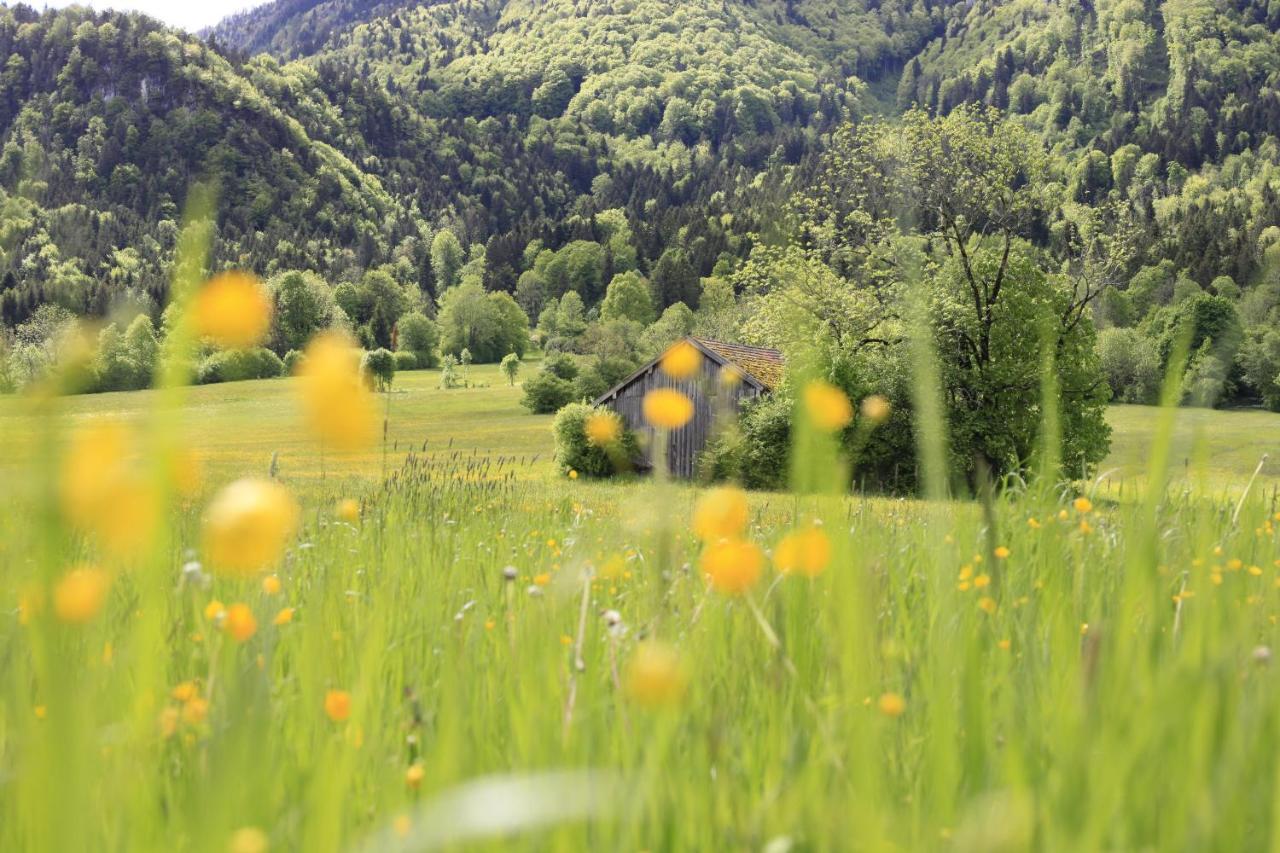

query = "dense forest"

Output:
[[2, 0, 1280, 471]]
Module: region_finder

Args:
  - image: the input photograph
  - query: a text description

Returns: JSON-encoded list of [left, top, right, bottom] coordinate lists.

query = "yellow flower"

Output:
[[973, 573, 991, 589], [202, 479, 300, 577], [158, 706, 179, 738], [296, 331, 377, 451], [182, 696, 209, 726], [533, 572, 551, 587], [803, 381, 853, 432], [660, 340, 702, 380], [34, 705, 47, 720], [190, 272, 271, 350], [624, 641, 688, 707], [262, 575, 282, 596], [877, 692, 906, 718], [860, 394, 891, 424], [394, 815, 412, 839], [700, 539, 765, 596], [223, 604, 257, 643], [227, 826, 270, 853], [1027, 517, 1041, 529], [568, 469, 579, 480], [171, 681, 199, 703], [978, 596, 997, 614], [692, 486, 749, 543], [1073, 496, 1094, 514], [584, 411, 622, 447], [324, 689, 352, 722], [204, 599, 227, 622], [642, 388, 694, 430], [59, 421, 159, 558], [53, 566, 110, 624], [773, 526, 832, 578], [272, 607, 295, 626], [405, 763, 426, 789], [994, 546, 1011, 560], [997, 638, 1012, 651], [336, 498, 361, 523]]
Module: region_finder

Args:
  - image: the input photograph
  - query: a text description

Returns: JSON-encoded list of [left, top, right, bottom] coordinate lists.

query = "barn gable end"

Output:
[[593, 337, 784, 478]]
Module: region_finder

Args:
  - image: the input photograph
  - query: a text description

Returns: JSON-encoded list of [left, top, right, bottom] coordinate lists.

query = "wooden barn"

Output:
[[593, 336, 784, 478]]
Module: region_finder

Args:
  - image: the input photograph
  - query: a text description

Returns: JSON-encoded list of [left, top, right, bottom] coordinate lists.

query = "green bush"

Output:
[[552, 402, 638, 477], [543, 353, 579, 381], [396, 311, 439, 368], [283, 350, 305, 374], [196, 348, 285, 385], [521, 370, 576, 413], [363, 348, 396, 391], [393, 351, 419, 371]]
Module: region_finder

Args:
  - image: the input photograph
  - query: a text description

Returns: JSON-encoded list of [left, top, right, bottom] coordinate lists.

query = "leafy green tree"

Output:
[[431, 231, 465, 292], [500, 352, 521, 386], [396, 311, 439, 368], [521, 369, 576, 414], [1097, 327, 1162, 404], [640, 302, 696, 357], [600, 271, 655, 325], [269, 270, 339, 352], [436, 282, 529, 362], [124, 314, 159, 387], [363, 348, 396, 392]]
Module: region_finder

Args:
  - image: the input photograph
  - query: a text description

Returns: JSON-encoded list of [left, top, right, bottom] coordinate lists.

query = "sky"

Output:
[[41, 1, 266, 32]]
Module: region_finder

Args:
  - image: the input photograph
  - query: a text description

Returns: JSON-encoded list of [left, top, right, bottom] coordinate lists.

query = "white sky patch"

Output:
[[39, 1, 267, 32]]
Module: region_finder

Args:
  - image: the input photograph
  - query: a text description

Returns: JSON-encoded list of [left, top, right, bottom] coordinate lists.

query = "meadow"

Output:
[[4, 354, 1280, 851]]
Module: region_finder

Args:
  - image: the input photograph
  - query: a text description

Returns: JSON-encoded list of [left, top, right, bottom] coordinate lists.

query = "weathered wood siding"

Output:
[[603, 358, 763, 478]]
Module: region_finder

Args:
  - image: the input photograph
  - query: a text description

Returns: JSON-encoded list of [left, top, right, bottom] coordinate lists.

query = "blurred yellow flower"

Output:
[[877, 692, 906, 718], [297, 331, 377, 451], [994, 546, 1011, 560], [53, 566, 110, 624], [158, 706, 180, 738], [568, 469, 579, 480], [533, 572, 551, 586], [182, 696, 209, 726], [700, 539, 765, 595], [171, 681, 199, 703], [405, 763, 426, 789], [642, 388, 694, 430], [774, 526, 832, 578], [202, 479, 300, 577], [227, 826, 269, 853], [803, 381, 853, 432], [584, 412, 622, 447], [325, 689, 352, 722], [34, 705, 47, 720], [692, 486, 749, 543], [660, 340, 701, 380], [204, 599, 227, 622], [59, 421, 159, 558], [978, 597, 998, 614], [191, 272, 271, 350], [1073, 496, 1093, 514], [223, 604, 257, 643], [336, 498, 361, 523], [272, 607, 294, 626], [860, 394, 891, 424], [624, 641, 688, 707], [262, 575, 282, 595]]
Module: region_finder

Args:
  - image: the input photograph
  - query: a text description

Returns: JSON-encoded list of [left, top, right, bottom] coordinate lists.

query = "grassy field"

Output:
[[5, 366, 1280, 850], [4, 366, 1279, 499]]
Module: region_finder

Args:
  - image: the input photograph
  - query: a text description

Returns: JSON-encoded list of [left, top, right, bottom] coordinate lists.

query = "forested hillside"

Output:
[[3, 0, 1280, 415]]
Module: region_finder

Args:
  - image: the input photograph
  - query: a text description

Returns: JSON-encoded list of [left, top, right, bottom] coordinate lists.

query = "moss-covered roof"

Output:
[[694, 338, 785, 391]]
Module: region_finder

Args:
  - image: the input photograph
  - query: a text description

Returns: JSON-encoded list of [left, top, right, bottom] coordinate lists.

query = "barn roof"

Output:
[[593, 336, 786, 406]]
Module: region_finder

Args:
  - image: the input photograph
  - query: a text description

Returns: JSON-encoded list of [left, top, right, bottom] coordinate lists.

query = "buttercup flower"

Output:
[[860, 395, 891, 424], [190, 272, 272, 350], [59, 421, 159, 558], [53, 565, 110, 624], [296, 331, 377, 451], [584, 412, 622, 447], [337, 498, 361, 523], [692, 487, 749, 543], [624, 641, 688, 707], [803, 381, 853, 431], [878, 692, 906, 718], [325, 689, 352, 722], [774, 525, 832, 577], [660, 340, 701, 380], [643, 388, 694, 430], [201, 479, 300, 577], [700, 539, 765, 595], [223, 604, 257, 643]]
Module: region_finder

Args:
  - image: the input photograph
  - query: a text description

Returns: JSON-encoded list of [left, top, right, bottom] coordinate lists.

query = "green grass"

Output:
[[6, 372, 1280, 850]]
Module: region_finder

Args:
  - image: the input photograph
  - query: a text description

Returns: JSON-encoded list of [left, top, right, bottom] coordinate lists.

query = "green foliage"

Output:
[[551, 401, 638, 477], [500, 352, 521, 386], [269, 270, 340, 353], [392, 351, 418, 371], [542, 353, 579, 382], [437, 282, 529, 363], [395, 311, 439, 369], [1098, 327, 1162, 405], [195, 347, 285, 385], [431, 231, 465, 292], [363, 348, 396, 391], [599, 271, 655, 325], [521, 369, 576, 414]]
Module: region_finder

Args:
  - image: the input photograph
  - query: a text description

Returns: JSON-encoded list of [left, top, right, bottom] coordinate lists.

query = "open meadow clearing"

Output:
[[5, 361, 1280, 850]]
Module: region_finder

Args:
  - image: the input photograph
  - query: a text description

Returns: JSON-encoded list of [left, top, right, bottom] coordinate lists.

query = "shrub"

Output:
[[363, 348, 396, 391], [543, 353, 579, 381], [440, 354, 463, 389], [552, 402, 638, 477], [196, 348, 285, 385], [500, 352, 521, 385], [396, 311, 439, 368], [393, 351, 418, 371], [521, 370, 575, 413], [571, 365, 610, 401], [283, 349, 305, 374]]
